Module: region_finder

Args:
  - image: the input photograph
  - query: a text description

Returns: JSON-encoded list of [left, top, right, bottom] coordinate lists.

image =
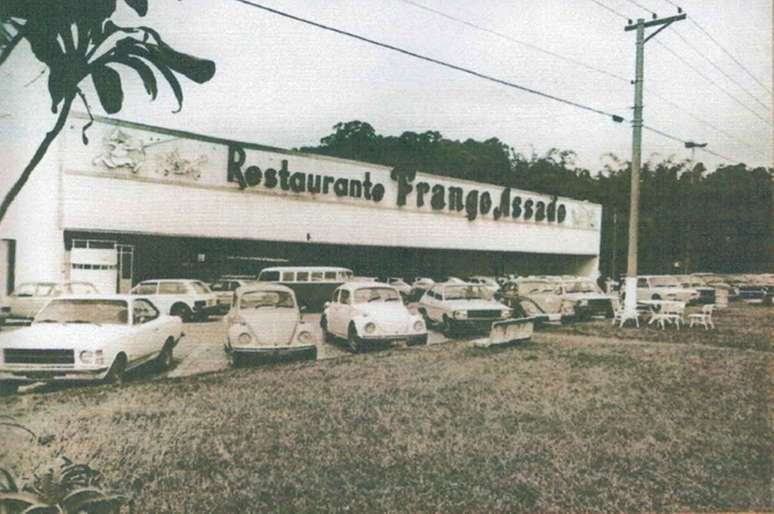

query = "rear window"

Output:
[[159, 282, 185, 294], [191, 282, 211, 294], [70, 283, 96, 294]]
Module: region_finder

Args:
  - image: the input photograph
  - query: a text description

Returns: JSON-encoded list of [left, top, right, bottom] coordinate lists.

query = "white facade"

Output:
[[0, 113, 602, 295]]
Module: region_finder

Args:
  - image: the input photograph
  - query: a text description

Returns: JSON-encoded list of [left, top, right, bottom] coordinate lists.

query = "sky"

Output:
[[1, 0, 771, 177]]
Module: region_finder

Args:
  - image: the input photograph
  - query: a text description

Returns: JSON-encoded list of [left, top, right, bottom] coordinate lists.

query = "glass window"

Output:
[[35, 284, 56, 296], [637, 278, 649, 288], [239, 290, 295, 309], [339, 290, 351, 305], [210, 281, 226, 292], [353, 287, 401, 303], [443, 285, 487, 300], [311, 272, 324, 282], [132, 299, 159, 323], [132, 283, 158, 295], [296, 272, 309, 282], [191, 282, 211, 294], [35, 299, 129, 325], [159, 282, 184, 294], [13, 283, 36, 297], [324, 271, 337, 280], [70, 283, 97, 294], [259, 270, 281, 282], [281, 272, 295, 282]]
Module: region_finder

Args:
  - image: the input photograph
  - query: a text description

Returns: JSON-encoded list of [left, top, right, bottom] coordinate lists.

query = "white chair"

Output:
[[613, 304, 639, 328], [649, 301, 685, 330], [688, 304, 715, 330]]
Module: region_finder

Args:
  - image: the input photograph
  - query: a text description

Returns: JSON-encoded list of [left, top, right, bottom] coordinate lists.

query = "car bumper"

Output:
[[448, 318, 506, 332], [0, 366, 109, 384], [224, 341, 316, 355]]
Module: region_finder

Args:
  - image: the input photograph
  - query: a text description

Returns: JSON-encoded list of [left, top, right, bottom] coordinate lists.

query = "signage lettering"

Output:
[[228, 144, 569, 225]]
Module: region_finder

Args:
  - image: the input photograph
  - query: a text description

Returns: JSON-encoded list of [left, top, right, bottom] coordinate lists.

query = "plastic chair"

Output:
[[688, 304, 715, 330]]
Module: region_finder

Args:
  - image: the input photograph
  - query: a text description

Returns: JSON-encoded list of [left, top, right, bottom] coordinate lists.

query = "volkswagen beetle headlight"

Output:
[[238, 332, 252, 345], [364, 322, 376, 334], [297, 331, 313, 344], [413, 320, 424, 332], [453, 310, 467, 320]]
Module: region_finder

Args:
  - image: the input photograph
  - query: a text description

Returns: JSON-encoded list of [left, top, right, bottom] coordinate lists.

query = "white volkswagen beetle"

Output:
[[223, 284, 318, 366], [321, 282, 428, 352], [0, 295, 183, 395]]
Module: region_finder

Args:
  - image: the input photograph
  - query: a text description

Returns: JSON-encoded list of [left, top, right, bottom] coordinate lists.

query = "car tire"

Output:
[[0, 382, 19, 396], [104, 355, 127, 386], [320, 316, 335, 343], [170, 303, 192, 323], [156, 341, 174, 371], [441, 316, 454, 338], [652, 294, 661, 301], [347, 324, 362, 353]]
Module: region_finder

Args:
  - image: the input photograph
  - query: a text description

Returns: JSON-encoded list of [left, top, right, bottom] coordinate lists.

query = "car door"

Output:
[[329, 289, 349, 336], [131, 299, 165, 367], [422, 287, 441, 322]]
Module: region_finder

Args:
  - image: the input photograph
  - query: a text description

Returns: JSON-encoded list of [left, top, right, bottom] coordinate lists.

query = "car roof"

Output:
[[45, 294, 133, 301], [235, 283, 295, 295], [339, 281, 395, 290], [140, 279, 203, 283], [260, 266, 352, 272]]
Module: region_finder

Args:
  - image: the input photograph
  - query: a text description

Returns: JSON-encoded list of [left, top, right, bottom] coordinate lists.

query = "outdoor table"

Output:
[[638, 300, 685, 329]]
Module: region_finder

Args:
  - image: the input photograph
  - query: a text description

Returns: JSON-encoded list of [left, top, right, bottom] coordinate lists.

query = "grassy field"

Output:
[[545, 302, 774, 352], [2, 307, 772, 512]]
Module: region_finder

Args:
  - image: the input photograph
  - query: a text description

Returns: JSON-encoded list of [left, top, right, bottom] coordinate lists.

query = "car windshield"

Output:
[[443, 285, 487, 300], [518, 281, 555, 294], [651, 276, 682, 288], [563, 280, 599, 293], [34, 299, 129, 325], [240, 291, 295, 309], [353, 287, 401, 303]]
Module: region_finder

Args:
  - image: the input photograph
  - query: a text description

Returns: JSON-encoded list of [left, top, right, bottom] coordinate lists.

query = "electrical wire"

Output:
[[232, 0, 626, 123], [671, 29, 770, 112], [688, 17, 772, 95], [655, 40, 772, 127], [622, 0, 658, 18], [643, 125, 738, 162], [588, 0, 630, 20], [394, 0, 630, 83]]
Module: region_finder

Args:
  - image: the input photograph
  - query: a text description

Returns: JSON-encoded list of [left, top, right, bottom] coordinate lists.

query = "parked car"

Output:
[[674, 275, 716, 304], [5, 281, 98, 320], [129, 279, 217, 321], [692, 273, 738, 301], [384, 277, 413, 298], [631, 275, 700, 304], [0, 295, 183, 394], [224, 284, 317, 365], [321, 282, 428, 352], [467, 276, 501, 295], [417, 282, 511, 336], [496, 278, 575, 323], [556, 277, 617, 320], [734, 274, 773, 303], [408, 277, 436, 302], [209, 279, 256, 314]]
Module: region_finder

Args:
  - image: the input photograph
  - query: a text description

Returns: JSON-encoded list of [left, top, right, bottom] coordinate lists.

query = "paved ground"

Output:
[[167, 313, 452, 378]]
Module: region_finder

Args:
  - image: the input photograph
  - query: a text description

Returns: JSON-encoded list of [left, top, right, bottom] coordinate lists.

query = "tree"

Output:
[[0, 0, 216, 222]]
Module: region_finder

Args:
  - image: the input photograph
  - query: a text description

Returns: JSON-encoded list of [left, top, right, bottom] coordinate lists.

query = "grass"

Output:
[[543, 302, 774, 352], [1, 306, 772, 513]]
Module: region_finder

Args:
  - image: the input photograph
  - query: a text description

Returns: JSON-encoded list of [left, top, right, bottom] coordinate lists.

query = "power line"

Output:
[[588, 0, 630, 20], [395, 0, 630, 83], [655, 40, 772, 127], [622, 0, 658, 18], [688, 17, 772, 95], [670, 29, 770, 112], [232, 0, 626, 122]]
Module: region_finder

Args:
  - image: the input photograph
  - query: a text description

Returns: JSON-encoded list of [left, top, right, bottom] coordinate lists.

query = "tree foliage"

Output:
[[0, 0, 216, 221], [302, 121, 773, 275]]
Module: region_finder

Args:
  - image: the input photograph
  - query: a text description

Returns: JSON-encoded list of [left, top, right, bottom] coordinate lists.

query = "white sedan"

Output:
[[417, 283, 512, 336], [321, 282, 428, 352], [223, 284, 318, 366], [0, 295, 184, 395]]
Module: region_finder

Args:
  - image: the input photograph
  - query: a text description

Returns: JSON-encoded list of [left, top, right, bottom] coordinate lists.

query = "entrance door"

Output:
[[70, 240, 118, 293], [118, 245, 135, 293]]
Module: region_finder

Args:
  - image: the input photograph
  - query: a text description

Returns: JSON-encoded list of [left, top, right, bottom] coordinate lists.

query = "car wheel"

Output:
[[320, 316, 335, 343], [170, 303, 192, 322], [104, 355, 127, 386], [651, 294, 661, 301], [441, 316, 454, 337], [0, 382, 19, 396], [347, 324, 361, 353], [156, 342, 174, 371]]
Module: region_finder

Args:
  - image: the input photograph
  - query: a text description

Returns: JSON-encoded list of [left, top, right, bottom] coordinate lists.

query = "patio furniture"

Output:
[[647, 300, 685, 330], [688, 304, 715, 330], [613, 304, 639, 327]]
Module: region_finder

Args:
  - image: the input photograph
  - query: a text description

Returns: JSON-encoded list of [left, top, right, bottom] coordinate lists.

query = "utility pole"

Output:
[[621, 12, 686, 323]]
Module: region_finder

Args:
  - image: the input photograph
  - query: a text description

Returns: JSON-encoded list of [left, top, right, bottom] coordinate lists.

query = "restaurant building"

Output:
[[0, 113, 603, 294]]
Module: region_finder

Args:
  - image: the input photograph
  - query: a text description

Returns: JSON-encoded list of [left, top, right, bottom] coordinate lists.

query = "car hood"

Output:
[[353, 302, 413, 321], [443, 299, 508, 310], [0, 323, 132, 349], [240, 308, 299, 344]]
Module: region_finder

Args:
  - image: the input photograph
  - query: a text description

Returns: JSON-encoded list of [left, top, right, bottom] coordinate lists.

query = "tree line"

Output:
[[299, 120, 773, 277]]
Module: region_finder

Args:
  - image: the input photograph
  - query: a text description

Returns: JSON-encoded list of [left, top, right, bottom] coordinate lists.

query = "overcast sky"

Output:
[[1, 0, 771, 176]]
